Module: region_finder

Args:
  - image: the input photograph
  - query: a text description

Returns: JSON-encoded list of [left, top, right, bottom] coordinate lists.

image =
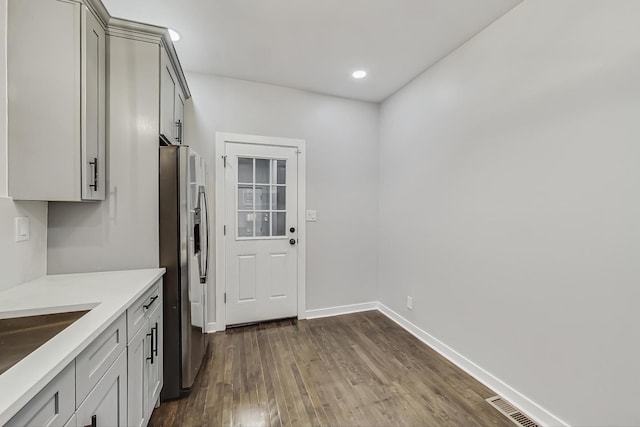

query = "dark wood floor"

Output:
[[150, 311, 512, 427]]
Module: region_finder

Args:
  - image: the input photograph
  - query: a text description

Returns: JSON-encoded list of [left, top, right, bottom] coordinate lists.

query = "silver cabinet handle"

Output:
[[175, 120, 182, 144], [89, 158, 98, 191]]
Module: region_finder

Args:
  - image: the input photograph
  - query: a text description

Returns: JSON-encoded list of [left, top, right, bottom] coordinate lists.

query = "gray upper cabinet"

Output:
[[160, 48, 185, 145], [8, 0, 106, 202], [81, 5, 107, 201]]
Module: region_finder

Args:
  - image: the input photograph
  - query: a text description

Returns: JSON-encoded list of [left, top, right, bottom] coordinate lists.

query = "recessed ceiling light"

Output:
[[352, 70, 367, 79], [168, 28, 181, 42]]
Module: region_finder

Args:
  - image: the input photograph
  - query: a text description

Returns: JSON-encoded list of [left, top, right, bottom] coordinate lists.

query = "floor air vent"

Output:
[[485, 396, 539, 427]]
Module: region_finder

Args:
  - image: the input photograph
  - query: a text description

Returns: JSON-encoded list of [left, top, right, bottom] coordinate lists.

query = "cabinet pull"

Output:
[[143, 295, 158, 310], [83, 414, 97, 427], [153, 321, 158, 357], [175, 120, 182, 144], [146, 330, 154, 364], [89, 158, 98, 191]]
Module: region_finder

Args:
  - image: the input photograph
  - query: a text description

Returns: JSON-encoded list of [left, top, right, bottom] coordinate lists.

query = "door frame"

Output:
[[214, 132, 307, 330]]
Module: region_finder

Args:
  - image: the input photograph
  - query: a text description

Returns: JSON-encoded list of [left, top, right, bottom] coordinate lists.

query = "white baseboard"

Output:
[[304, 301, 378, 320], [376, 303, 569, 427]]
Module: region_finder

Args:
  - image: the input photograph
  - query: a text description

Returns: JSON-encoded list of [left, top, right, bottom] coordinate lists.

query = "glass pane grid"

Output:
[[237, 157, 286, 238]]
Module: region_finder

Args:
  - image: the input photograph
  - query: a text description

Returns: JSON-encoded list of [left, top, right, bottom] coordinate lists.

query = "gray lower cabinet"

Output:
[[5, 280, 164, 427], [76, 351, 127, 427], [127, 281, 164, 427]]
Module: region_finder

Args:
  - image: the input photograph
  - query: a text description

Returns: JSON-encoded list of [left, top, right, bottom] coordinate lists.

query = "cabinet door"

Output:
[[175, 90, 185, 144], [7, 0, 81, 201], [127, 321, 149, 427], [64, 414, 77, 427], [81, 6, 106, 200], [146, 304, 163, 419], [77, 350, 127, 427], [160, 49, 177, 144], [5, 363, 75, 427]]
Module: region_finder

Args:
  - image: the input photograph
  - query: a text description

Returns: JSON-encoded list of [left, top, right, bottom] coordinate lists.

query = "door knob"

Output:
[[289, 227, 295, 233], [289, 239, 296, 246]]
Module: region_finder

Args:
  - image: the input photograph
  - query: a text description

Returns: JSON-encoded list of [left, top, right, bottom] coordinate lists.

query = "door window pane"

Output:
[[272, 212, 286, 236], [238, 157, 253, 183], [255, 185, 270, 210], [236, 156, 287, 239], [272, 186, 286, 210], [238, 212, 254, 237], [238, 185, 253, 210], [255, 159, 270, 184], [255, 212, 270, 236], [275, 160, 286, 184]]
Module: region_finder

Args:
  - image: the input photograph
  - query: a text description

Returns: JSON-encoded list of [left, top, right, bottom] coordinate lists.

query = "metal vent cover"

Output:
[[486, 396, 539, 427]]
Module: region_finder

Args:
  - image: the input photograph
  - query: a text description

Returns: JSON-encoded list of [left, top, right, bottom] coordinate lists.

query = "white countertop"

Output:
[[0, 268, 165, 425]]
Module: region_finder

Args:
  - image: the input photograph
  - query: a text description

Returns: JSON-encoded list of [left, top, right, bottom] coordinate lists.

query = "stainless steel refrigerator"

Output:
[[159, 144, 210, 400]]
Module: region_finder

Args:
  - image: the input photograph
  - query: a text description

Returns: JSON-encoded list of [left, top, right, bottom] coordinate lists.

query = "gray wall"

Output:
[[378, 1, 640, 425], [0, 0, 47, 291], [184, 73, 380, 326]]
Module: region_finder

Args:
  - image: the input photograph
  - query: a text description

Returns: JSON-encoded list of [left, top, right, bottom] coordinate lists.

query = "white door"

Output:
[[225, 142, 298, 325]]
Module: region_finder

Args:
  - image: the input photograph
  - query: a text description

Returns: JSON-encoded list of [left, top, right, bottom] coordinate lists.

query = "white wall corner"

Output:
[[375, 303, 569, 427], [205, 322, 217, 333]]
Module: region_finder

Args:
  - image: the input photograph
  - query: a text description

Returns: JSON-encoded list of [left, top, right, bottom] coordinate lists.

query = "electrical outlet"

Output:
[[407, 296, 413, 310]]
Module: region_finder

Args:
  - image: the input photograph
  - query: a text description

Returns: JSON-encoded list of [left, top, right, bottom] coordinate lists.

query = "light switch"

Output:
[[305, 210, 317, 222], [15, 217, 30, 242]]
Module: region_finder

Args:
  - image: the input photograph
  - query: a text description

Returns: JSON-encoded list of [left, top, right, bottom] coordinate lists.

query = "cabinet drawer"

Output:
[[6, 362, 75, 427], [76, 313, 126, 406], [127, 280, 161, 343]]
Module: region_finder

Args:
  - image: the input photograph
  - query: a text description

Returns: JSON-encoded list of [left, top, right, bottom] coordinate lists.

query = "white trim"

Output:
[[304, 302, 378, 320], [214, 132, 307, 330], [205, 322, 217, 333], [376, 303, 570, 427], [214, 136, 226, 330]]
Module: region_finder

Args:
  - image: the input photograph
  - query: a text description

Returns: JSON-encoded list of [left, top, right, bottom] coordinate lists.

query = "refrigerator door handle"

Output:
[[199, 186, 210, 284], [193, 212, 201, 256]]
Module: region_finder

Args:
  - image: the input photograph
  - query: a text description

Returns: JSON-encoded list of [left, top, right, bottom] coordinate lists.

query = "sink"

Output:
[[0, 310, 89, 375]]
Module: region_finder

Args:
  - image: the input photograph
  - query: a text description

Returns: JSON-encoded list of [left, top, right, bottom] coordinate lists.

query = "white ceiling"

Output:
[[101, 0, 522, 102]]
